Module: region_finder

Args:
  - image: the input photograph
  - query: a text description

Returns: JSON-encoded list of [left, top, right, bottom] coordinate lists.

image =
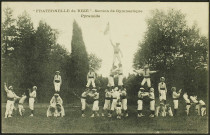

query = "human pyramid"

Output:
[[3, 35, 207, 119]]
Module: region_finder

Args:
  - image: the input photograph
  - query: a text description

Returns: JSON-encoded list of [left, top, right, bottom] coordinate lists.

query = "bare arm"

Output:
[[110, 38, 114, 47], [50, 97, 54, 104], [4, 83, 9, 93], [165, 85, 167, 93], [149, 71, 157, 74]]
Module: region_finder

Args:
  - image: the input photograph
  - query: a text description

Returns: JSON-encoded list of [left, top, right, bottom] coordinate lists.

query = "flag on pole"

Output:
[[104, 22, 110, 35]]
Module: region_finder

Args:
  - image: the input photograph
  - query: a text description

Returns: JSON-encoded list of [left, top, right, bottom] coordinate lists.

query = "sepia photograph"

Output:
[[1, 1, 209, 134]]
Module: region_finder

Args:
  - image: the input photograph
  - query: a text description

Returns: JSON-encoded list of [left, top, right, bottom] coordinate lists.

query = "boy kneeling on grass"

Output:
[[47, 93, 65, 117]]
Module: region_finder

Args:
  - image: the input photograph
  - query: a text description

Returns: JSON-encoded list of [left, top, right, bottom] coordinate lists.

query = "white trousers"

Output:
[[111, 99, 117, 111], [107, 76, 114, 87], [54, 83, 61, 92], [137, 100, 143, 110], [103, 99, 111, 110], [81, 98, 86, 110], [18, 104, 24, 115], [118, 75, 123, 86], [116, 107, 122, 115], [5, 100, 14, 117], [122, 99, 127, 110], [150, 100, 155, 111], [92, 100, 99, 111], [173, 100, 179, 109], [201, 107, 206, 116], [159, 90, 166, 101], [141, 78, 151, 87], [86, 78, 95, 87], [113, 53, 121, 64], [29, 98, 35, 110]]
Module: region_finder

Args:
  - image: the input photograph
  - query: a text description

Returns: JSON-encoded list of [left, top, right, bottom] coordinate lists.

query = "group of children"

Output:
[[4, 83, 37, 118], [135, 65, 207, 117], [46, 71, 65, 117], [4, 37, 207, 119]]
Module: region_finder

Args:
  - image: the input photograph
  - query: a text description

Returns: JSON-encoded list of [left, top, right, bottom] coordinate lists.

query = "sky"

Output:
[[2, 2, 209, 77]]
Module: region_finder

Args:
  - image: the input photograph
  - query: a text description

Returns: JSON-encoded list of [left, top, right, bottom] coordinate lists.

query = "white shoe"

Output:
[[101, 113, 105, 117], [125, 113, 128, 117], [8, 115, 12, 118], [91, 114, 95, 117], [5, 115, 7, 118], [82, 114, 85, 117], [108, 114, 112, 117], [138, 114, 144, 117], [30, 114, 33, 117], [149, 114, 154, 117]]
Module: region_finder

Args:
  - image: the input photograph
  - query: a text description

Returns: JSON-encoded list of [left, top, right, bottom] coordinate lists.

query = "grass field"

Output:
[[1, 100, 208, 134]]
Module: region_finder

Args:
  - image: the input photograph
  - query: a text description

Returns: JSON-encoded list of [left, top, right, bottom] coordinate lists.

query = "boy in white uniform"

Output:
[[190, 95, 200, 115], [29, 86, 37, 117], [137, 87, 149, 117], [134, 64, 157, 89], [102, 88, 112, 117], [107, 65, 118, 89], [172, 87, 182, 116], [155, 102, 173, 117], [158, 77, 167, 104], [53, 71, 62, 92], [110, 38, 123, 65], [81, 88, 90, 117], [149, 88, 155, 117], [183, 92, 191, 116], [18, 93, 27, 116], [86, 68, 96, 88], [121, 87, 128, 117], [116, 99, 122, 119], [89, 88, 100, 117], [54, 71, 62, 92], [4, 83, 20, 118], [199, 100, 206, 116], [109, 87, 121, 117]]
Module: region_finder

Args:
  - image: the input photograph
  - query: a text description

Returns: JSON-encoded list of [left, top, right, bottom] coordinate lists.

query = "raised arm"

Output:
[[50, 96, 54, 104], [110, 38, 114, 47], [4, 83, 9, 93]]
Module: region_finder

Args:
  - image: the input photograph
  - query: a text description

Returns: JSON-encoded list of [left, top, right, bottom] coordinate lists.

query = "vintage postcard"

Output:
[[1, 2, 208, 134]]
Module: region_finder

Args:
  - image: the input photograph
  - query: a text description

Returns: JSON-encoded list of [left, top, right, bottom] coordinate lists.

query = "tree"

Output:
[[88, 53, 102, 71], [1, 7, 17, 84], [69, 20, 89, 88], [15, 11, 36, 88], [133, 9, 208, 95]]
